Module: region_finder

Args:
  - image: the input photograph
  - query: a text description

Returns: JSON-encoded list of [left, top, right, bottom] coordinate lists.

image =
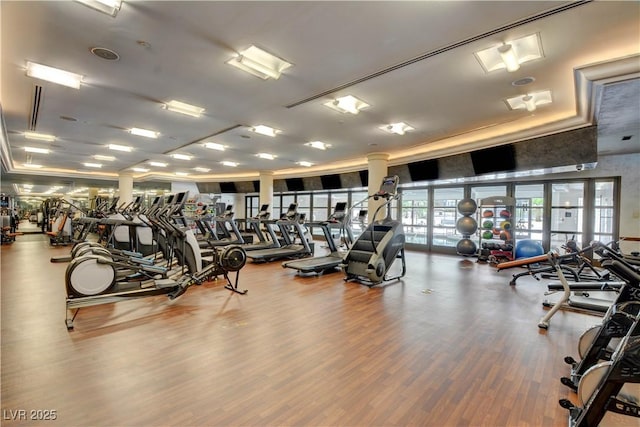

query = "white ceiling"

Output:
[[1, 1, 639, 196]]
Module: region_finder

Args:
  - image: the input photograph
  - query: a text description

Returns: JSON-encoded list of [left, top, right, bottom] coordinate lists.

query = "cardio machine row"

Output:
[[53, 191, 249, 330]]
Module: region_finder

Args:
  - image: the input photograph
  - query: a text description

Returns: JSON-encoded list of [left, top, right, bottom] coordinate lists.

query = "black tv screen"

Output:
[[220, 182, 237, 193], [285, 178, 304, 192], [321, 174, 342, 190], [471, 144, 516, 175], [408, 159, 439, 182], [359, 170, 368, 187]]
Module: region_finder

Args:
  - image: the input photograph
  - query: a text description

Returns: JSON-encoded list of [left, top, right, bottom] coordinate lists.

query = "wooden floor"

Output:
[[1, 233, 602, 426]]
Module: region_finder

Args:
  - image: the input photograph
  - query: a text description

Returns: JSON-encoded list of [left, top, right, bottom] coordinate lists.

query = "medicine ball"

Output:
[[499, 209, 511, 219], [499, 230, 512, 241]]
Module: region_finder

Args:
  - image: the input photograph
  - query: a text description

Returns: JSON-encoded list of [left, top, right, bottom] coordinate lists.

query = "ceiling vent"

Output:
[[90, 47, 120, 61], [28, 85, 43, 131]]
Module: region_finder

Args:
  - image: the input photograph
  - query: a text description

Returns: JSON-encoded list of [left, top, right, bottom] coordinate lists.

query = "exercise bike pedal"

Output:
[[564, 356, 577, 366], [560, 376, 578, 392], [559, 399, 576, 410]]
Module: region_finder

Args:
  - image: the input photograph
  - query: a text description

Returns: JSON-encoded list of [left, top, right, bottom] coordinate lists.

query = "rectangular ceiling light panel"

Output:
[[108, 144, 133, 152], [204, 142, 226, 151], [26, 62, 83, 89], [474, 33, 543, 73], [24, 147, 50, 154], [163, 100, 205, 118], [24, 131, 56, 142], [74, 0, 122, 17], [324, 95, 369, 114], [129, 128, 159, 138], [226, 45, 292, 80]]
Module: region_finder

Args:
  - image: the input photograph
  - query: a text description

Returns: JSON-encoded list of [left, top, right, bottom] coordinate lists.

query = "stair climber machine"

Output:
[[63, 191, 248, 330], [341, 175, 406, 286]]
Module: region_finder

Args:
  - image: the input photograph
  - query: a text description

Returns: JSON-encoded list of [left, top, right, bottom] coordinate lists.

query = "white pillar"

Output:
[[88, 188, 99, 210], [259, 171, 274, 215], [118, 172, 134, 206], [367, 152, 389, 223], [233, 193, 246, 218]]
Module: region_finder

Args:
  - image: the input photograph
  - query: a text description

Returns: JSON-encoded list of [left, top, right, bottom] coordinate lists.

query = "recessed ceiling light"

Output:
[[24, 147, 50, 154], [24, 131, 56, 142], [474, 33, 544, 73], [175, 172, 189, 176], [256, 153, 276, 160], [23, 163, 43, 168], [193, 167, 211, 173], [505, 90, 552, 112], [323, 95, 370, 115], [221, 161, 238, 167], [250, 125, 281, 137], [108, 144, 132, 152], [379, 122, 414, 136], [204, 142, 226, 151], [226, 45, 293, 80], [93, 155, 115, 161], [305, 141, 331, 150], [83, 162, 102, 168], [26, 61, 83, 89], [162, 100, 205, 118], [132, 167, 150, 172], [297, 161, 313, 167], [74, 0, 122, 17], [129, 127, 159, 139], [149, 161, 168, 167], [171, 153, 192, 161]]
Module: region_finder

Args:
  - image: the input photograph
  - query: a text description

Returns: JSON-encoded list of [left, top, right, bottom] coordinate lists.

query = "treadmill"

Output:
[[239, 204, 282, 251], [246, 203, 313, 263], [198, 205, 245, 248], [282, 202, 348, 274]]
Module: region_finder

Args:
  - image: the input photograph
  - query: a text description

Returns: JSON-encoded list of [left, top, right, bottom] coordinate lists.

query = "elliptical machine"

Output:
[[341, 175, 406, 286]]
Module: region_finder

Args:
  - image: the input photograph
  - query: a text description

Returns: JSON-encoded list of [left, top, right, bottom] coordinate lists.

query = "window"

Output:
[[401, 189, 428, 244], [312, 193, 329, 222], [296, 193, 311, 223], [594, 180, 615, 244], [550, 182, 584, 250], [433, 187, 464, 247], [514, 184, 544, 244]]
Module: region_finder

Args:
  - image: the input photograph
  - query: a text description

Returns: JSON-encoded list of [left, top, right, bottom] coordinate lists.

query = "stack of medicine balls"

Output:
[[456, 198, 479, 256], [481, 209, 514, 250]]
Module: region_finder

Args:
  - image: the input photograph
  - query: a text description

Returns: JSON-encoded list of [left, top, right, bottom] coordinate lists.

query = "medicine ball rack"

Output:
[[477, 196, 516, 263]]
